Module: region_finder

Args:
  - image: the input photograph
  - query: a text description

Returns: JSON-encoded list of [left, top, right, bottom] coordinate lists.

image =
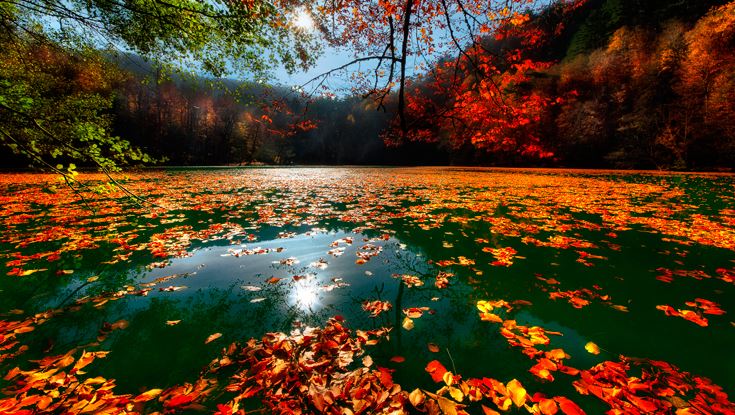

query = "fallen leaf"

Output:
[[134, 388, 163, 402], [425, 360, 448, 383], [205, 333, 222, 344], [409, 388, 425, 407], [507, 379, 527, 407], [402, 317, 414, 330], [584, 342, 600, 355]]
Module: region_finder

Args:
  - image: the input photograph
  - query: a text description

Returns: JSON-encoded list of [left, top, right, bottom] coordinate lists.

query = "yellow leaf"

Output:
[[409, 388, 425, 407], [585, 341, 600, 355], [449, 386, 464, 402], [134, 388, 163, 402], [437, 396, 460, 415], [402, 317, 414, 330], [506, 379, 527, 407]]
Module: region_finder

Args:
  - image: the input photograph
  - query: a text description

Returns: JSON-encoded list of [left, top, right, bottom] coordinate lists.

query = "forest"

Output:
[[1, 0, 734, 169]]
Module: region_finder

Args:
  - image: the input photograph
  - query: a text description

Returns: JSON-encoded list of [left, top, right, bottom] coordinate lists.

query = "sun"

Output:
[[292, 7, 314, 31]]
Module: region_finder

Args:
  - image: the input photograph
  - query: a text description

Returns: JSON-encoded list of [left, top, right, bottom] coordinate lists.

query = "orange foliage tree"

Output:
[[300, 0, 586, 158]]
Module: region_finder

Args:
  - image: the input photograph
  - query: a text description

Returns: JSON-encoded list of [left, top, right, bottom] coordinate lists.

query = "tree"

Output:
[[0, 0, 318, 183], [298, 0, 585, 158], [0, 35, 153, 185]]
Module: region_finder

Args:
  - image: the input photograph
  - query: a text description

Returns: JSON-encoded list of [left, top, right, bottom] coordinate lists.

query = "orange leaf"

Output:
[[134, 388, 163, 402], [554, 397, 586, 415], [425, 360, 448, 383], [205, 333, 222, 344], [507, 379, 527, 407], [539, 398, 558, 415]]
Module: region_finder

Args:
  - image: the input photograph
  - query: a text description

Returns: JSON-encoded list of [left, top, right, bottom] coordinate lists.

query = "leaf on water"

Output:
[[539, 398, 559, 415], [437, 396, 461, 415], [448, 386, 464, 402], [362, 355, 373, 367], [134, 388, 163, 402], [110, 320, 129, 330], [610, 304, 629, 312], [507, 379, 527, 407], [362, 300, 392, 317], [159, 285, 187, 292], [205, 333, 222, 344], [554, 396, 586, 415], [402, 317, 414, 330], [584, 342, 600, 355], [425, 360, 448, 383], [409, 388, 425, 407]]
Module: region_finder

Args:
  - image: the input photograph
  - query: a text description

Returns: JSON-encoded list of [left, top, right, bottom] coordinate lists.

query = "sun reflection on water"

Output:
[[292, 280, 320, 311]]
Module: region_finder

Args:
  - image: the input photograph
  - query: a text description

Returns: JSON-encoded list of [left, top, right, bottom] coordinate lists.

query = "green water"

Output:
[[0, 167, 733, 412]]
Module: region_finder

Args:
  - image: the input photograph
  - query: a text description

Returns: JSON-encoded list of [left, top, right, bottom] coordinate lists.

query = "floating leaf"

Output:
[[205, 333, 222, 344], [507, 379, 527, 407], [134, 388, 163, 402], [402, 316, 414, 330], [584, 342, 600, 355]]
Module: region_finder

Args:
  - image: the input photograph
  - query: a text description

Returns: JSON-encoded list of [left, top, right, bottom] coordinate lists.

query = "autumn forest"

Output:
[[1, 0, 735, 414]]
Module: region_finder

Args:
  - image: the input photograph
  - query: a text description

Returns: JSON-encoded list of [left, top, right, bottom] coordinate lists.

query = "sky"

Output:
[[272, 45, 356, 92]]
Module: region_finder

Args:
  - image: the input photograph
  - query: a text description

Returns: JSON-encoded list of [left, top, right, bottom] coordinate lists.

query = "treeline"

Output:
[[550, 0, 735, 169], [112, 71, 448, 165], [393, 0, 735, 169]]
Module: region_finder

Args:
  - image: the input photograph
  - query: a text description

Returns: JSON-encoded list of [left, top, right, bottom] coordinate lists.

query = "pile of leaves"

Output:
[[204, 317, 405, 415], [574, 358, 734, 414]]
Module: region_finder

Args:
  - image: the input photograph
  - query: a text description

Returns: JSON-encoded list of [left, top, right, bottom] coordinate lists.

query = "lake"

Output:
[[0, 167, 733, 414]]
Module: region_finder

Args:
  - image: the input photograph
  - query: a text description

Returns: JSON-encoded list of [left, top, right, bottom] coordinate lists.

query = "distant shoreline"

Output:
[[0, 165, 733, 176]]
